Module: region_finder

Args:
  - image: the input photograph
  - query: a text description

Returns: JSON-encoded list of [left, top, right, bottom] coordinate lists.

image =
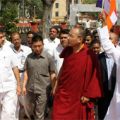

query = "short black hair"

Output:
[[91, 40, 101, 46], [32, 35, 43, 43], [60, 29, 69, 36], [27, 31, 34, 35], [11, 32, 21, 39], [50, 26, 59, 33]]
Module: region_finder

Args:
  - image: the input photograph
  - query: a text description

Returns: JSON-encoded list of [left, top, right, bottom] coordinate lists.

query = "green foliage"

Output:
[[26, 0, 44, 19], [83, 0, 97, 4], [0, 2, 18, 34], [0, 0, 44, 34]]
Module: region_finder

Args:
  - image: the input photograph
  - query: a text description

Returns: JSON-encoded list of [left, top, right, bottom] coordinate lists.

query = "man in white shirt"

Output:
[[10, 32, 32, 79], [0, 30, 11, 47], [0, 31, 21, 120], [43, 26, 60, 118], [10, 32, 32, 119], [97, 31, 120, 120], [53, 29, 69, 73], [44, 26, 60, 57], [97, 14, 120, 120]]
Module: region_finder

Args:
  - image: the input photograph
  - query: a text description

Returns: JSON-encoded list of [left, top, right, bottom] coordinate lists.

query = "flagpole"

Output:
[[102, 0, 104, 10]]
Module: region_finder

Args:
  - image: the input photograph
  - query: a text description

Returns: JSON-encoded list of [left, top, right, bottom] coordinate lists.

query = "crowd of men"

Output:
[[0, 13, 120, 120]]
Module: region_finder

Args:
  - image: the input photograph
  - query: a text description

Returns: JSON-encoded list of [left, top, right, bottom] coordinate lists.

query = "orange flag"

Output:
[[104, 0, 117, 30]]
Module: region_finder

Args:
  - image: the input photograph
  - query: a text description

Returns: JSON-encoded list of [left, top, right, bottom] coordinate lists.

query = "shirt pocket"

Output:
[[3, 56, 11, 69]]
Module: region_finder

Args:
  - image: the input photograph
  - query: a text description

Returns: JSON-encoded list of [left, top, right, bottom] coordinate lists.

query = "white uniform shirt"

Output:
[[106, 56, 114, 90], [4, 40, 11, 47], [53, 44, 64, 73], [0, 45, 18, 92], [11, 45, 32, 71], [98, 26, 120, 120], [44, 37, 60, 57], [10, 45, 32, 79]]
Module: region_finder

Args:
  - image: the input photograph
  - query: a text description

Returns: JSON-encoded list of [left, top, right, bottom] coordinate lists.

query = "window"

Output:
[[55, 11, 59, 17], [55, 3, 59, 8]]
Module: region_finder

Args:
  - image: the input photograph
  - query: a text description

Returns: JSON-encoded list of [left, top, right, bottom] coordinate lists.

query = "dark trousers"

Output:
[[98, 90, 114, 120]]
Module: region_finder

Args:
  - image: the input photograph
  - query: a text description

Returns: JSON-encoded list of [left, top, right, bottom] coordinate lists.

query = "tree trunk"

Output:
[[42, 0, 56, 38]]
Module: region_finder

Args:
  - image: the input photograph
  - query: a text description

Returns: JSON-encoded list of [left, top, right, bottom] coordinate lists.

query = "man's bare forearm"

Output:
[[12, 67, 21, 86], [50, 72, 57, 89], [23, 70, 28, 88]]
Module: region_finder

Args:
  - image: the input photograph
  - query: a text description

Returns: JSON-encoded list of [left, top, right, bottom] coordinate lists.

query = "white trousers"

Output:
[[0, 90, 18, 120]]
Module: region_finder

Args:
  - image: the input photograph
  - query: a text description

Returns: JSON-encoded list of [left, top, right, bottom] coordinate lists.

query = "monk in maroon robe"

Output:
[[52, 27, 102, 120]]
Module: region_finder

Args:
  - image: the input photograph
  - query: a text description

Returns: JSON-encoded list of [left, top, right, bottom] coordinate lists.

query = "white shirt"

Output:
[[4, 40, 11, 47], [10, 45, 32, 79], [98, 26, 120, 120], [44, 37, 60, 57], [53, 44, 64, 73], [10, 45, 32, 71], [106, 56, 114, 90], [0, 45, 18, 92], [106, 57, 114, 80]]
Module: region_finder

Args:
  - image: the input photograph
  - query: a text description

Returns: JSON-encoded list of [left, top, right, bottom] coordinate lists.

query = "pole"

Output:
[[18, 4, 20, 19], [34, 6, 36, 18], [23, 0, 25, 23]]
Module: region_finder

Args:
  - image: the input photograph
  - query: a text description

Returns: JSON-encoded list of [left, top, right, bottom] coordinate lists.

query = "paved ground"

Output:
[[20, 112, 51, 120]]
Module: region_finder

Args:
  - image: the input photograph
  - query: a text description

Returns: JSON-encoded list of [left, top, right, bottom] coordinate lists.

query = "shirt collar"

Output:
[[49, 37, 58, 43], [33, 49, 46, 58], [11, 44, 24, 53]]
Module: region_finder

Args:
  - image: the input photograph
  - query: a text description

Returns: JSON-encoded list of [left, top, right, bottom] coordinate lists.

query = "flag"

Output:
[[96, 0, 103, 8], [104, 0, 110, 14], [104, 0, 117, 30]]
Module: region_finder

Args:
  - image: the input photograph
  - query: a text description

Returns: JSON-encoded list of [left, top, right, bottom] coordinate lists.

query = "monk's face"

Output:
[[68, 28, 82, 47]]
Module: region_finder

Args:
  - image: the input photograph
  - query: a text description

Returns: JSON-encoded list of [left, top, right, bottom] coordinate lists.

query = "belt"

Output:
[[19, 69, 25, 73]]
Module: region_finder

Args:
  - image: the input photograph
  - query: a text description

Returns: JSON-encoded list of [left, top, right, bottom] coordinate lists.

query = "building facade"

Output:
[[51, 0, 67, 24]]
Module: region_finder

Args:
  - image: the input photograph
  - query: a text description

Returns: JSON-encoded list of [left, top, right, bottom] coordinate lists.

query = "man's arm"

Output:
[[97, 13, 120, 64], [50, 72, 57, 91], [22, 70, 28, 95], [12, 67, 21, 95]]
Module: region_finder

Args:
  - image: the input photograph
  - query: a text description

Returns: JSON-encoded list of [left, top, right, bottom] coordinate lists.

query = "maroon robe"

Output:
[[52, 45, 102, 120]]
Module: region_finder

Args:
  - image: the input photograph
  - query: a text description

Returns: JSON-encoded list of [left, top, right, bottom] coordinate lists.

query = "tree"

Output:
[[41, 0, 56, 37], [0, 0, 56, 36], [25, 0, 44, 19], [0, 1, 18, 35], [82, 0, 97, 4]]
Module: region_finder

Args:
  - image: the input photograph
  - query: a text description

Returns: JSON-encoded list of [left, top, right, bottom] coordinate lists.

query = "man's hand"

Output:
[[17, 85, 21, 96], [98, 11, 107, 27], [80, 96, 90, 104], [22, 86, 27, 95]]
